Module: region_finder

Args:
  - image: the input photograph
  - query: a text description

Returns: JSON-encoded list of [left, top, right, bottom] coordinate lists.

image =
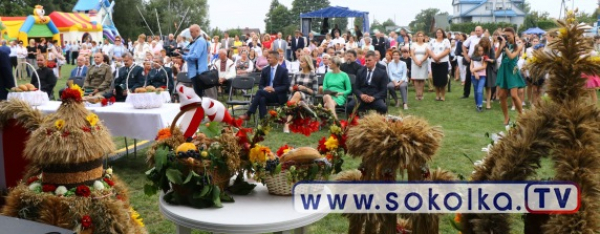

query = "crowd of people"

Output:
[[1, 22, 599, 128]]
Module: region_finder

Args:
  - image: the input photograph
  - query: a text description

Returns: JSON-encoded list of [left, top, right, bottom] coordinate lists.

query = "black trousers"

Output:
[[191, 77, 205, 97], [248, 89, 281, 118], [346, 97, 387, 115], [463, 60, 472, 98], [65, 51, 71, 65], [71, 51, 79, 65], [10, 57, 17, 69]]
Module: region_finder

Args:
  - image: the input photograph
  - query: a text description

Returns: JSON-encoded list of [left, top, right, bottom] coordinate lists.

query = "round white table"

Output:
[[159, 183, 328, 234]]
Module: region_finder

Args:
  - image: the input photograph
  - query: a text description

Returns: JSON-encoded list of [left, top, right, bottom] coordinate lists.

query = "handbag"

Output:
[[193, 62, 219, 89]]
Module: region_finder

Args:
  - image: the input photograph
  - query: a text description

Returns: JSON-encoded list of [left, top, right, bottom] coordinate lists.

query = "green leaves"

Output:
[[144, 184, 158, 196], [212, 186, 222, 208], [154, 146, 169, 171], [199, 122, 221, 138], [165, 169, 183, 185], [228, 174, 257, 195]]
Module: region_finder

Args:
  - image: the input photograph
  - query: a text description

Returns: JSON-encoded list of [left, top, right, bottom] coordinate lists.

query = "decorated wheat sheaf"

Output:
[[462, 9, 600, 234]]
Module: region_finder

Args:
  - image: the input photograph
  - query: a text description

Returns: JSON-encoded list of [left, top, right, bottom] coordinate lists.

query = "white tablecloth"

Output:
[[159, 183, 328, 234], [34, 101, 181, 140]]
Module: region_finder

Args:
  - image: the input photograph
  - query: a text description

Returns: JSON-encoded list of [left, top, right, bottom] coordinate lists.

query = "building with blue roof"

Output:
[[452, 0, 525, 29]]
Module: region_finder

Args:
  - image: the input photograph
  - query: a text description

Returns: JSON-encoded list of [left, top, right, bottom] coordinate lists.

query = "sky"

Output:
[[206, 0, 598, 30]]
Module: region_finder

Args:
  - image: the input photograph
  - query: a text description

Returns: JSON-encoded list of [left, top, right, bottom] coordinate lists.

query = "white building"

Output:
[[452, 0, 526, 29]]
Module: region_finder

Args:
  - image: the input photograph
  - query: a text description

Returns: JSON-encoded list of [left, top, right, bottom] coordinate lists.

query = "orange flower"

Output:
[[454, 213, 461, 223], [269, 110, 278, 117], [156, 128, 172, 140]]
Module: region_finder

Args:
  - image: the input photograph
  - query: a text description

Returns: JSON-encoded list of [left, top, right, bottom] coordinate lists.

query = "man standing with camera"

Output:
[[183, 24, 209, 98], [461, 26, 484, 99]]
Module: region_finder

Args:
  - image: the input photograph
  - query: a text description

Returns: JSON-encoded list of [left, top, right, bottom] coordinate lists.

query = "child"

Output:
[[470, 45, 488, 112]]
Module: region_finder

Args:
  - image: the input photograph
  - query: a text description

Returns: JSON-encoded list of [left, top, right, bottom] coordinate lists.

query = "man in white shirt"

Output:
[[15, 41, 28, 80], [101, 38, 113, 60], [271, 32, 287, 59], [461, 25, 483, 98], [9, 41, 18, 73], [331, 31, 346, 47], [212, 49, 236, 91], [316, 54, 332, 74]]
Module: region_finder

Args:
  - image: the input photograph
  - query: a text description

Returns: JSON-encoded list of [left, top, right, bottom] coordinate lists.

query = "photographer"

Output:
[[495, 27, 525, 126]]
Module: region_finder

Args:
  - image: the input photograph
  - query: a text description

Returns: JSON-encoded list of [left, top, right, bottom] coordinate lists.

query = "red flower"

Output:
[[26, 176, 39, 185], [108, 96, 116, 104], [276, 145, 293, 157], [46, 129, 53, 136], [317, 137, 327, 154], [236, 128, 253, 146], [62, 130, 70, 138], [325, 153, 333, 161], [292, 84, 299, 91], [81, 215, 92, 228], [286, 101, 296, 107], [340, 120, 348, 130], [75, 185, 91, 197], [160, 86, 167, 89], [103, 178, 115, 187], [350, 116, 359, 126], [42, 184, 57, 193], [82, 126, 91, 132], [61, 88, 83, 102], [101, 98, 108, 106]]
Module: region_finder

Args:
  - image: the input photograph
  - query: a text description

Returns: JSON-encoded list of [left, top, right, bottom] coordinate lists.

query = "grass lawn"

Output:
[[15, 64, 597, 234]]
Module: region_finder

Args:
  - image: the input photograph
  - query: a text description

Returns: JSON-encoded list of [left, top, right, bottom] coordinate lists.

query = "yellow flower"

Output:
[[86, 113, 99, 127], [249, 144, 271, 164], [588, 56, 600, 63], [70, 84, 84, 97], [283, 148, 292, 154], [129, 207, 144, 227], [558, 28, 567, 38], [325, 135, 339, 151], [55, 119, 65, 130]]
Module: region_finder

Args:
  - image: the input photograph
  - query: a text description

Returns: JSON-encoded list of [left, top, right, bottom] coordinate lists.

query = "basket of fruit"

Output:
[[125, 64, 171, 109], [7, 64, 49, 106]]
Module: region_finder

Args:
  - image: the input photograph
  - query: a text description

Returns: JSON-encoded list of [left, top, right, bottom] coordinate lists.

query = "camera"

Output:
[[497, 35, 507, 41]]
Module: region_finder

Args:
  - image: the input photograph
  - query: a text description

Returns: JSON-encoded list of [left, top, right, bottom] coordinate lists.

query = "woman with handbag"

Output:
[[46, 47, 64, 78]]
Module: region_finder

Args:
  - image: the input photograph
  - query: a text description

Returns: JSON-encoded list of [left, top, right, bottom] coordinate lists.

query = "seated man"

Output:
[[316, 54, 332, 74], [241, 50, 290, 119], [31, 55, 57, 99], [108, 53, 144, 101], [347, 51, 388, 115], [340, 49, 362, 76], [211, 49, 236, 93], [83, 52, 113, 97], [59, 56, 88, 98], [146, 55, 174, 93]]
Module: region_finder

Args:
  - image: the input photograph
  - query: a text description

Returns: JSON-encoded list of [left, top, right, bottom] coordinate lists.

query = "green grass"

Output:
[[15, 65, 598, 233]]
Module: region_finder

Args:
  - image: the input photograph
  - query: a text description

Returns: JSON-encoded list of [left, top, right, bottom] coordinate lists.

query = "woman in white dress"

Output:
[[410, 31, 430, 100]]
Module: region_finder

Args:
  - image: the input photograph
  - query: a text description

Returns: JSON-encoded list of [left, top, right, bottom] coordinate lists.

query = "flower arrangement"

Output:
[[25, 168, 116, 198], [271, 102, 334, 136], [145, 122, 255, 208]]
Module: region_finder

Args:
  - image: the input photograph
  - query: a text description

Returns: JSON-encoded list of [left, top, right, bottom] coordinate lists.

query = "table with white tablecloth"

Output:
[[34, 101, 181, 141]]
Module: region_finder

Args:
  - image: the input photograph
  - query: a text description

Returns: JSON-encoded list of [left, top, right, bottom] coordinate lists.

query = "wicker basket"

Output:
[[7, 62, 48, 106], [263, 171, 325, 196]]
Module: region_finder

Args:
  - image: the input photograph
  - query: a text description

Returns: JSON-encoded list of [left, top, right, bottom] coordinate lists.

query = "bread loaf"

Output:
[[280, 147, 322, 164]]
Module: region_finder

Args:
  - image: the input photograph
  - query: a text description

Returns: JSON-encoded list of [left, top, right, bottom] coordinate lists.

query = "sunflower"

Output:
[[129, 207, 144, 227], [70, 84, 84, 97], [55, 119, 65, 130], [86, 113, 99, 127]]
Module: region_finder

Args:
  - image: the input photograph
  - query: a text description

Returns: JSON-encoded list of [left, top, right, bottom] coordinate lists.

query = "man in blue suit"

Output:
[[241, 50, 290, 119], [291, 30, 305, 61], [0, 40, 15, 100], [182, 24, 208, 97], [107, 53, 144, 101], [347, 51, 388, 114], [59, 56, 88, 98]]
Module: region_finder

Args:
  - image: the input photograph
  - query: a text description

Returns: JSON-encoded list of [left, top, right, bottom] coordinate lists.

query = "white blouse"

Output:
[[429, 38, 451, 62]]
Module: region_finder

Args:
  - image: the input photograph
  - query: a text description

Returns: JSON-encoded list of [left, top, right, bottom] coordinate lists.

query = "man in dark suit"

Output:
[[341, 50, 362, 76], [31, 55, 58, 100], [147, 56, 174, 93], [241, 50, 290, 119], [372, 32, 388, 61], [347, 51, 388, 114], [107, 53, 144, 101], [0, 42, 15, 100], [291, 30, 305, 61]]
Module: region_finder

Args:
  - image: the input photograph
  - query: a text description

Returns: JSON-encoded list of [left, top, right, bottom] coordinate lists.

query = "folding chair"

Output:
[[226, 77, 255, 117], [313, 74, 325, 105], [336, 74, 356, 119]]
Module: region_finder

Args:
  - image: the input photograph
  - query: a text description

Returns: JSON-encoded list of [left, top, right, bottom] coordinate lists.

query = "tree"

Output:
[[0, 0, 78, 16], [113, 0, 147, 40], [517, 0, 531, 14], [265, 0, 292, 34], [290, 0, 330, 33], [143, 0, 209, 37], [518, 10, 550, 33], [370, 19, 384, 34], [576, 12, 596, 24], [409, 8, 442, 34], [354, 17, 363, 31]]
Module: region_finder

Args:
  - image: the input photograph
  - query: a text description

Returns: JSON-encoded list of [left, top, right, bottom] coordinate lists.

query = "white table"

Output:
[[34, 101, 180, 141], [159, 184, 328, 234]]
